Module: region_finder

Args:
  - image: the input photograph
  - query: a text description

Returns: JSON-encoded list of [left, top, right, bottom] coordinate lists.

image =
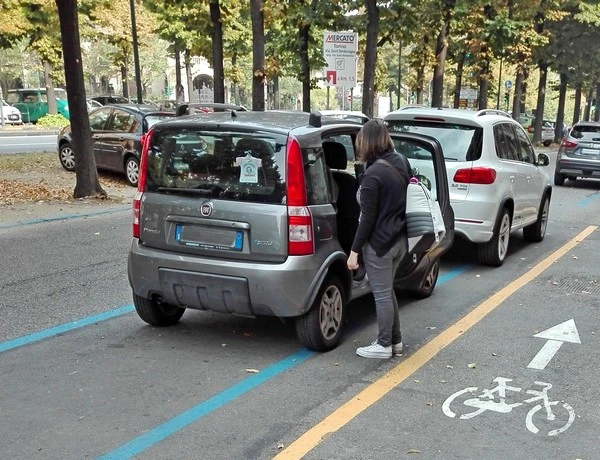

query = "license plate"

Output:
[[581, 148, 600, 155], [175, 224, 243, 251]]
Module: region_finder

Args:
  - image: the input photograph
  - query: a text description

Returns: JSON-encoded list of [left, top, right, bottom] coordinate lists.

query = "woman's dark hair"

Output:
[[356, 119, 394, 163]]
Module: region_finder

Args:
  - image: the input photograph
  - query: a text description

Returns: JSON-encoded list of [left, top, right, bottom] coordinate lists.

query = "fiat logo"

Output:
[[200, 202, 213, 217]]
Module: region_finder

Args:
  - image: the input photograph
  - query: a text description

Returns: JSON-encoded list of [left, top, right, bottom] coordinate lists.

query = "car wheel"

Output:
[[295, 276, 345, 351], [133, 293, 185, 326], [58, 143, 76, 171], [477, 207, 511, 267], [125, 156, 140, 187], [523, 194, 550, 242], [554, 171, 565, 186], [408, 259, 439, 299], [543, 140, 552, 146]]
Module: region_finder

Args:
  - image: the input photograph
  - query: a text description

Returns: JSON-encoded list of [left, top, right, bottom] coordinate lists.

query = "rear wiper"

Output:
[[156, 187, 212, 196], [444, 157, 458, 161]]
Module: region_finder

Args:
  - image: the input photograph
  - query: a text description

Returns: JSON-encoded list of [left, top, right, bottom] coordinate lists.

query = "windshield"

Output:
[[387, 120, 483, 161], [55, 89, 68, 100], [146, 128, 287, 204]]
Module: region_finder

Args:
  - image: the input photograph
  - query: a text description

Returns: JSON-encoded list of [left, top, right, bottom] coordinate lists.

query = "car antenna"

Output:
[[231, 110, 237, 118]]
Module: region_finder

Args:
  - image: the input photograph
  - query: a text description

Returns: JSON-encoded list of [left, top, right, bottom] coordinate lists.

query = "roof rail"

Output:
[[309, 111, 322, 128], [476, 109, 512, 119]]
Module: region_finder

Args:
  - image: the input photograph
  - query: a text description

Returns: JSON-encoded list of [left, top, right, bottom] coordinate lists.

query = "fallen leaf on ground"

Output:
[[245, 368, 260, 373], [467, 362, 477, 369]]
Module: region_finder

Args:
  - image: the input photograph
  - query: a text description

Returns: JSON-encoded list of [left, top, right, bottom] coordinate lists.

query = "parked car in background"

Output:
[[127, 111, 454, 351], [319, 110, 369, 124], [518, 114, 553, 146], [1, 99, 23, 125], [86, 98, 103, 112], [6, 88, 70, 123], [554, 121, 600, 186], [57, 104, 173, 186], [385, 107, 552, 266], [91, 95, 130, 105]]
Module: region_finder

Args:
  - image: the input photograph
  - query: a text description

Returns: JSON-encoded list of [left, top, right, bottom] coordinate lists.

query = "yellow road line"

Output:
[[275, 225, 597, 460]]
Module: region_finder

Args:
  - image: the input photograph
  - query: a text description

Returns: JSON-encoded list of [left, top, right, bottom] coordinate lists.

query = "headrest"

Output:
[[323, 141, 348, 170], [235, 137, 274, 158]]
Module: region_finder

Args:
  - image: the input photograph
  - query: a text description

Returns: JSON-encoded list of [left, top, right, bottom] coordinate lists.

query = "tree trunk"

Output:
[[44, 60, 57, 115], [595, 82, 600, 122], [250, 0, 265, 111], [298, 22, 310, 112], [273, 74, 280, 110], [121, 64, 129, 99], [453, 51, 466, 108], [185, 49, 193, 102], [432, 0, 455, 108], [512, 64, 525, 118], [532, 61, 548, 144], [174, 46, 183, 102], [555, 72, 567, 142], [478, 59, 489, 110], [55, 0, 105, 198], [583, 84, 594, 121], [573, 84, 582, 124], [210, 1, 225, 104], [362, 0, 379, 118], [416, 64, 425, 105]]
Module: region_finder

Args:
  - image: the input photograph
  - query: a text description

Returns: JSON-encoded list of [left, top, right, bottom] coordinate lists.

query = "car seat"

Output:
[[323, 141, 360, 254]]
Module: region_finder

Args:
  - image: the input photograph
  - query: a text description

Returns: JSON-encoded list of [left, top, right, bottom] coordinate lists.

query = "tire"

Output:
[[408, 259, 439, 299], [295, 276, 345, 351], [543, 140, 551, 147], [125, 155, 140, 187], [477, 207, 511, 267], [133, 293, 185, 327], [58, 143, 76, 171], [554, 171, 565, 186], [523, 194, 550, 242]]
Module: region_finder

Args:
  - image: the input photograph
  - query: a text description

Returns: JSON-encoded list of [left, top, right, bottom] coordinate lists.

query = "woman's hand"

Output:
[[347, 251, 359, 270]]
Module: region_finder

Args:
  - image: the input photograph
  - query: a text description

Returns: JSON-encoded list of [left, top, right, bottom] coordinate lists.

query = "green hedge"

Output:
[[37, 114, 70, 128]]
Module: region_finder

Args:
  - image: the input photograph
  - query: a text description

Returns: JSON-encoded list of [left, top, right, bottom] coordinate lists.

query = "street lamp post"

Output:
[[129, 0, 143, 104]]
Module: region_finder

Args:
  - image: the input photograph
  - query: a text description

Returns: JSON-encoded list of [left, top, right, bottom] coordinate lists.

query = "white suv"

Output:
[[385, 108, 552, 266]]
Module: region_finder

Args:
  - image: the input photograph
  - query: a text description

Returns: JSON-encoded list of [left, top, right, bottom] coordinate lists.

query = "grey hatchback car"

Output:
[[127, 110, 454, 351]]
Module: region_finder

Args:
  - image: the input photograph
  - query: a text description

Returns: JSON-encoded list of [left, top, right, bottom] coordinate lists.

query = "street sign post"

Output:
[[323, 31, 358, 88]]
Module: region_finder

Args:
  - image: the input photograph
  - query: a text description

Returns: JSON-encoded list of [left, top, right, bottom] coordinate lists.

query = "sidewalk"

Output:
[[0, 125, 60, 136]]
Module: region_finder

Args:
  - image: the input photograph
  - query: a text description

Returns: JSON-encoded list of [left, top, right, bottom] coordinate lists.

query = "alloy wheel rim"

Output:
[[319, 285, 343, 340], [424, 261, 439, 290], [498, 213, 511, 260], [127, 160, 139, 184], [61, 147, 75, 169], [540, 198, 549, 236]]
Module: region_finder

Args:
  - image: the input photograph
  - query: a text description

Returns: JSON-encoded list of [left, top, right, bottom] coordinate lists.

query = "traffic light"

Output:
[[504, 91, 509, 107]]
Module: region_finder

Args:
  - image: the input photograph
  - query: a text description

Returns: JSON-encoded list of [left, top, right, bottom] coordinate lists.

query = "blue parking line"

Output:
[[0, 304, 134, 353], [97, 264, 471, 459], [577, 192, 600, 208], [0, 206, 130, 229], [97, 348, 314, 460]]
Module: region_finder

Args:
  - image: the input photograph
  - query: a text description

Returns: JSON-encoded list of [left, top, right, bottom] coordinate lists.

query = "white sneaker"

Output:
[[392, 342, 403, 355], [356, 341, 392, 359]]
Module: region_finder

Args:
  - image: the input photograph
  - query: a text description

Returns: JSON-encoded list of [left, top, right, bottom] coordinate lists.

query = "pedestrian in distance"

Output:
[[347, 119, 411, 359]]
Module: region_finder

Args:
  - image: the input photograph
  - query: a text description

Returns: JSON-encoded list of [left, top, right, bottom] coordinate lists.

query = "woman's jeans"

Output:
[[362, 239, 407, 347]]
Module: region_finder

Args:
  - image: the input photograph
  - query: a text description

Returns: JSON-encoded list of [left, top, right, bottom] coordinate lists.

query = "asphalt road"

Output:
[[1, 171, 599, 459], [0, 134, 57, 154]]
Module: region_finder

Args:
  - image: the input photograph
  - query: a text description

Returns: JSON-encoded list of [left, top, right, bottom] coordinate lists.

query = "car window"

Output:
[[144, 114, 174, 130], [146, 129, 287, 205], [23, 92, 39, 103], [323, 133, 356, 171], [303, 148, 330, 205], [107, 109, 137, 132], [89, 107, 113, 130], [570, 125, 600, 141], [386, 121, 483, 162], [40, 93, 48, 102], [513, 125, 536, 164], [54, 90, 68, 100], [6, 93, 19, 104], [392, 138, 438, 200], [502, 123, 522, 161], [493, 124, 510, 160]]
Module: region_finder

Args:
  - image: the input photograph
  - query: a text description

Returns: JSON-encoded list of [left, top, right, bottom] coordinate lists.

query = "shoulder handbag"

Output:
[[376, 158, 446, 253]]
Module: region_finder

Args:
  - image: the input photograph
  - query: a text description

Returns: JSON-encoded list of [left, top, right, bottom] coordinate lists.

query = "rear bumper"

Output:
[[556, 157, 600, 178], [128, 239, 318, 318], [451, 199, 497, 243]]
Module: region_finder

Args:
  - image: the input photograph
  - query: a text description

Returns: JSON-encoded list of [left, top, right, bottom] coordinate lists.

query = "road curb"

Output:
[[0, 128, 60, 137]]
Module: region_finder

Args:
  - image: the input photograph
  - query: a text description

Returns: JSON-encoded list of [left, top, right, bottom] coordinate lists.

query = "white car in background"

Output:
[[385, 107, 553, 266], [1, 99, 23, 125]]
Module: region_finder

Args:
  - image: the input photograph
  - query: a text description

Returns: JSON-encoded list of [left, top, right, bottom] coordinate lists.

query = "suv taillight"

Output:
[[286, 137, 313, 255], [133, 129, 153, 238], [454, 167, 497, 185], [560, 139, 578, 149]]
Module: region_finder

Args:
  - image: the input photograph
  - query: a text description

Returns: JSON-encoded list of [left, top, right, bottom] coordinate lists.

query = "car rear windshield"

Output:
[[146, 128, 287, 204], [387, 120, 483, 161], [570, 125, 600, 141]]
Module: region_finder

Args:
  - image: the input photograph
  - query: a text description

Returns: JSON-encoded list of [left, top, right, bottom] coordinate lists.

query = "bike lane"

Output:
[[276, 226, 600, 460]]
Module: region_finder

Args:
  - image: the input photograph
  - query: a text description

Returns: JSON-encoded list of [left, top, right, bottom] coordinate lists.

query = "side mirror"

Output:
[[537, 153, 550, 167]]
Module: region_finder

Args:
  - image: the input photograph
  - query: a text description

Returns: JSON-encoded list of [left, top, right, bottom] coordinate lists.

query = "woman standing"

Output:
[[347, 119, 411, 359]]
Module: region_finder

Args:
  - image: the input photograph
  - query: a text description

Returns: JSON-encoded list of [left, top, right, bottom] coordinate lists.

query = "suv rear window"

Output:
[[146, 129, 287, 204], [387, 120, 483, 161], [570, 125, 600, 141]]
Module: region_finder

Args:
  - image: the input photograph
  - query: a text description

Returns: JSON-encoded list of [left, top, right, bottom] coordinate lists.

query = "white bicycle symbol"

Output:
[[442, 377, 575, 436]]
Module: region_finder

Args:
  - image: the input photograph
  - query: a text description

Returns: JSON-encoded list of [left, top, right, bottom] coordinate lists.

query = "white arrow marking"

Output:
[[527, 319, 581, 370]]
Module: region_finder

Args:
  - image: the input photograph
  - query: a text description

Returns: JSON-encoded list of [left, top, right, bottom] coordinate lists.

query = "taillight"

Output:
[[133, 128, 153, 238], [560, 139, 578, 149], [453, 167, 497, 185], [286, 137, 313, 255], [527, 126, 534, 133]]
